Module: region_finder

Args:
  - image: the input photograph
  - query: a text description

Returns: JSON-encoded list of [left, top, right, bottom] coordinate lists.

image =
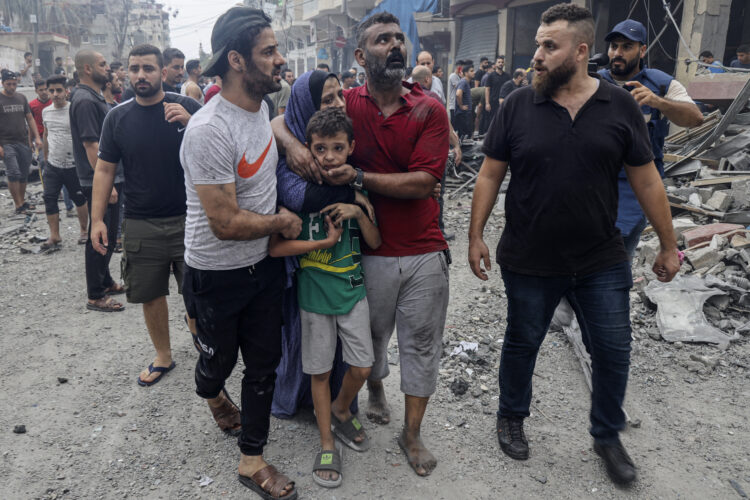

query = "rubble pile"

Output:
[[633, 80, 750, 349]]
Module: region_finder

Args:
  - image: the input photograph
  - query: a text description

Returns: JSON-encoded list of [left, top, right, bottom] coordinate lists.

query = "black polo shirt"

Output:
[[482, 77, 654, 277], [97, 92, 201, 219], [69, 84, 110, 186], [487, 70, 511, 107]]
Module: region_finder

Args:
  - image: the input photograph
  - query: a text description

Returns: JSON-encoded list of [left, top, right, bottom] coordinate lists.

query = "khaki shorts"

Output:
[[300, 297, 374, 375], [121, 215, 185, 304]]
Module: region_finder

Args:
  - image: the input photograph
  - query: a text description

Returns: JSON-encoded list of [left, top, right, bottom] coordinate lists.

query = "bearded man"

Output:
[[468, 4, 680, 486], [274, 11, 450, 477], [598, 19, 702, 256]]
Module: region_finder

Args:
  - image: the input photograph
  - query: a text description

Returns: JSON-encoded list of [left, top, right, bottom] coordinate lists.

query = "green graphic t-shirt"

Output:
[[296, 211, 366, 315]]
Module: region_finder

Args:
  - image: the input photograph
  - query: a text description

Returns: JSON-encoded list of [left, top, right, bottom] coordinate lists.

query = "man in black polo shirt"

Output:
[[484, 56, 510, 125], [468, 4, 679, 485], [90, 44, 201, 388], [69, 49, 125, 313]]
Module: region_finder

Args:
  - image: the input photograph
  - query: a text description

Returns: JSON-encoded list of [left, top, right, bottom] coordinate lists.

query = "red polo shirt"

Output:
[[345, 82, 449, 257], [29, 98, 52, 136]]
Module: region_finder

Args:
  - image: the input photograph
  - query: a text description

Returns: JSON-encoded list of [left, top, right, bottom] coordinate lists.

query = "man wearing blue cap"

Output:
[[599, 19, 703, 256]]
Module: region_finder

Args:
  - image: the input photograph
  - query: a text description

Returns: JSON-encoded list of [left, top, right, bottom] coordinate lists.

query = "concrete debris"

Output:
[[683, 223, 744, 248], [644, 276, 740, 348]]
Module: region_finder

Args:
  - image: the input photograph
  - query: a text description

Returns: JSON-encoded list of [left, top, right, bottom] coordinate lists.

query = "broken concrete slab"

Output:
[[685, 246, 723, 270], [705, 191, 733, 212], [638, 237, 662, 266], [683, 223, 745, 248], [672, 218, 699, 243], [644, 275, 740, 348], [731, 234, 750, 249]]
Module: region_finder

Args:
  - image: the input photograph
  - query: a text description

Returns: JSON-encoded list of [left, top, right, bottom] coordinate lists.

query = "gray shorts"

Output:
[[2, 143, 32, 182], [300, 297, 374, 375], [363, 251, 450, 398]]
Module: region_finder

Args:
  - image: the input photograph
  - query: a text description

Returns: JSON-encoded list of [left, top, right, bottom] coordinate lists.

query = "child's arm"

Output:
[[268, 215, 343, 258], [321, 202, 382, 250]]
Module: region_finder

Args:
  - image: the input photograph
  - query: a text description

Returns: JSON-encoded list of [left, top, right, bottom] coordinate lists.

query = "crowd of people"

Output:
[[0, 2, 713, 498]]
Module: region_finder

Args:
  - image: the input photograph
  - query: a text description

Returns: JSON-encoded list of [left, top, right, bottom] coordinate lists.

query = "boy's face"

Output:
[[309, 131, 353, 171]]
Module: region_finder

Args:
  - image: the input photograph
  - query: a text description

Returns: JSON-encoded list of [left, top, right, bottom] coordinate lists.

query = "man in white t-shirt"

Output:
[[41, 75, 89, 249], [179, 7, 301, 499], [447, 62, 464, 127]]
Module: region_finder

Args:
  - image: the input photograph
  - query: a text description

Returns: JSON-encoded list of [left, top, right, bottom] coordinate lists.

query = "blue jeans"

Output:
[[621, 216, 648, 260], [498, 262, 633, 443]]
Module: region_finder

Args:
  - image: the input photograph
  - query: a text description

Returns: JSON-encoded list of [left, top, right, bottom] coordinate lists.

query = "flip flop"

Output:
[[312, 449, 343, 488], [238, 464, 297, 500], [331, 413, 370, 452], [137, 361, 176, 387]]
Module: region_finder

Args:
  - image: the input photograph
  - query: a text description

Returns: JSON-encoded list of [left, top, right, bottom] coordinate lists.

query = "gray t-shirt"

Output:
[[180, 94, 278, 270], [448, 72, 460, 110], [42, 103, 75, 168]]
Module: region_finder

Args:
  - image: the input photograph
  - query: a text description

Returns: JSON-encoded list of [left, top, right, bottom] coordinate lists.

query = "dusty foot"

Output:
[[332, 402, 366, 444], [239, 456, 295, 497], [365, 380, 391, 425], [315, 437, 339, 482], [43, 237, 62, 246], [398, 428, 437, 477], [138, 357, 173, 384]]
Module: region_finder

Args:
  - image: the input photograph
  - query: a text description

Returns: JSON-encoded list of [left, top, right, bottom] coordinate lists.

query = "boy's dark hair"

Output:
[[34, 79, 47, 89], [540, 3, 594, 49], [305, 107, 354, 146], [698, 50, 713, 58], [66, 78, 77, 88], [356, 12, 400, 49], [432, 65, 440, 74], [738, 44, 750, 54], [464, 64, 474, 73], [186, 59, 200, 74], [316, 63, 330, 71], [480, 56, 488, 62], [24, 51, 32, 58], [46, 75, 67, 87], [110, 61, 123, 71], [129, 44, 164, 68], [341, 70, 354, 80], [163, 47, 185, 65], [55, 56, 63, 63]]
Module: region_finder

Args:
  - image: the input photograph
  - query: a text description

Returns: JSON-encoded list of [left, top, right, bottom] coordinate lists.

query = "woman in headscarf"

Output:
[[271, 71, 372, 419]]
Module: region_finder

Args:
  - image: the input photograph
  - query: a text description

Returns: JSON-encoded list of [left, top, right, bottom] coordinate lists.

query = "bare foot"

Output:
[[398, 428, 437, 477], [366, 380, 391, 425], [43, 237, 62, 247]]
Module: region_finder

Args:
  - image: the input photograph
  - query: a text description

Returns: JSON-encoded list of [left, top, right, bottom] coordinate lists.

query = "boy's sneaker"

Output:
[[496, 416, 529, 460], [594, 439, 636, 485]]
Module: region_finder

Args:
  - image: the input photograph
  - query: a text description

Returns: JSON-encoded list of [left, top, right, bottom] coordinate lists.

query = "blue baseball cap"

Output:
[[605, 20, 647, 44]]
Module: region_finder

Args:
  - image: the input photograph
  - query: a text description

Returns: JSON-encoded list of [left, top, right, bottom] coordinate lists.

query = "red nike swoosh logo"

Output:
[[237, 137, 273, 179]]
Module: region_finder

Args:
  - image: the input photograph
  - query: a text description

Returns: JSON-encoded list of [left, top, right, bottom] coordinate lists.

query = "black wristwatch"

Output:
[[350, 167, 364, 191]]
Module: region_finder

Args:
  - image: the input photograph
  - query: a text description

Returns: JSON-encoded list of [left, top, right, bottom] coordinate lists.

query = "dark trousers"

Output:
[[454, 112, 473, 140], [498, 262, 633, 443], [81, 184, 122, 300], [183, 257, 284, 456], [621, 216, 648, 259], [42, 164, 86, 215]]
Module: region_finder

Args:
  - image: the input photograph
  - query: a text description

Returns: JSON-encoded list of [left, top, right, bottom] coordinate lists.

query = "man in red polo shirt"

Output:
[[29, 79, 52, 141], [274, 12, 450, 477]]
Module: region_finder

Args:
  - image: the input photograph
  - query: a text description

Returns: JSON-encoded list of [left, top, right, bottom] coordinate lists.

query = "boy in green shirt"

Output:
[[269, 108, 381, 488]]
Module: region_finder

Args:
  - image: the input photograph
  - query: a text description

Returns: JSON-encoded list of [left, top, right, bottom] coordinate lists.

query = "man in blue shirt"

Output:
[[730, 44, 750, 69]]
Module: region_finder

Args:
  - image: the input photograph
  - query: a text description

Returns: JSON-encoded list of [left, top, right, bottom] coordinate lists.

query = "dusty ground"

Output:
[[1, 182, 749, 500]]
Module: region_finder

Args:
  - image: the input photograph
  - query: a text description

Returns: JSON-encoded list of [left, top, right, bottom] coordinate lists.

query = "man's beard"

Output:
[[243, 60, 281, 99], [365, 48, 405, 88], [610, 56, 639, 77], [133, 80, 160, 98], [92, 71, 108, 86], [533, 53, 577, 97]]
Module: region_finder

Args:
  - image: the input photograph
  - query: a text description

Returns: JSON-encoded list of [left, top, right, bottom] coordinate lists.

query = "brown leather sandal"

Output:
[[208, 390, 241, 436], [238, 464, 297, 500], [86, 296, 125, 312]]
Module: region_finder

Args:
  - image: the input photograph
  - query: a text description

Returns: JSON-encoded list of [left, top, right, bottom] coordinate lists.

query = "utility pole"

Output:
[[32, 0, 39, 78]]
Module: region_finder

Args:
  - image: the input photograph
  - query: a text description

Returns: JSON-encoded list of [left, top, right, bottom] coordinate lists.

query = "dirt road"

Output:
[[1, 184, 748, 499]]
